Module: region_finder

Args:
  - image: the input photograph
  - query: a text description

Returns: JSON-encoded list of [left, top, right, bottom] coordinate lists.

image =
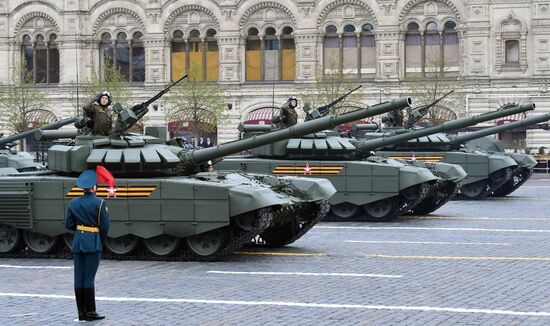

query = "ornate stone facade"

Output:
[[0, 0, 549, 148]]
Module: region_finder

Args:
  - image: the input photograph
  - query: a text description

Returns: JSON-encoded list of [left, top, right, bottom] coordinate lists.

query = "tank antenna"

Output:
[[75, 34, 80, 116]]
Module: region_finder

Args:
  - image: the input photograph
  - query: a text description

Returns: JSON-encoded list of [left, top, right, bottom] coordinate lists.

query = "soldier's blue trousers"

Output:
[[73, 252, 101, 289]]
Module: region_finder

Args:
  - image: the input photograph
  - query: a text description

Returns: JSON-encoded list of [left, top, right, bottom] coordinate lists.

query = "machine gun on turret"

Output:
[[304, 85, 362, 121], [111, 75, 188, 135], [404, 89, 455, 128]]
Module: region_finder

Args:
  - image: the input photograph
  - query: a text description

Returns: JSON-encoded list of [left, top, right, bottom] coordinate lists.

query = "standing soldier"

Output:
[[76, 91, 113, 136], [275, 96, 299, 127], [65, 170, 110, 321]]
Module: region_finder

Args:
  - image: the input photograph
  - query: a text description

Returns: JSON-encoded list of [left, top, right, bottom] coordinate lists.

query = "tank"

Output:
[[0, 117, 78, 175], [360, 103, 535, 200], [0, 82, 402, 261], [215, 97, 453, 222], [454, 113, 550, 196]]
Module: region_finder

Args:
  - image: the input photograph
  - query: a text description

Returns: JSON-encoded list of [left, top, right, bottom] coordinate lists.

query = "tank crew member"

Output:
[[65, 170, 110, 322], [77, 91, 113, 136], [274, 96, 299, 127]]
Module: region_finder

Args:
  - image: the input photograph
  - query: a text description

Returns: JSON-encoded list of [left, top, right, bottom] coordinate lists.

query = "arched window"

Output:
[[205, 29, 219, 81], [264, 27, 279, 81], [171, 30, 186, 80], [20, 34, 60, 84], [131, 32, 145, 82], [188, 29, 202, 80], [342, 24, 358, 74], [323, 25, 340, 74], [246, 28, 261, 81], [360, 23, 376, 77], [100, 31, 145, 82], [281, 26, 295, 80], [443, 21, 459, 76], [405, 22, 421, 76], [424, 22, 440, 75]]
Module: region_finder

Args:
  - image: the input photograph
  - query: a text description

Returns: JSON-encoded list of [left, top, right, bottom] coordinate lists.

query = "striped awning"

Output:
[[495, 112, 526, 126], [243, 107, 277, 125]]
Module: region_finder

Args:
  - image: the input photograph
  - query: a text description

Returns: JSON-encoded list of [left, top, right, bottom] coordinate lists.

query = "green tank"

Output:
[[215, 97, 451, 222], [361, 103, 535, 200], [0, 81, 405, 260], [454, 112, 550, 196], [0, 118, 78, 175]]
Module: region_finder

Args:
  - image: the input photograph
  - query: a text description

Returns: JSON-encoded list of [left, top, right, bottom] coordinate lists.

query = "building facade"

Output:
[[1, 0, 550, 149]]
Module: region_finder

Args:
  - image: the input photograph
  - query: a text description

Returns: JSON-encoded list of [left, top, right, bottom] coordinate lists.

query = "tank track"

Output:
[[395, 182, 431, 216], [490, 167, 533, 197], [251, 201, 330, 247], [0, 208, 274, 262], [458, 167, 513, 200], [407, 181, 459, 215]]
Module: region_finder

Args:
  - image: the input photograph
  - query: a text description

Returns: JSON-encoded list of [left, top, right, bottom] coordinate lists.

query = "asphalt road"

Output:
[[1, 175, 550, 325]]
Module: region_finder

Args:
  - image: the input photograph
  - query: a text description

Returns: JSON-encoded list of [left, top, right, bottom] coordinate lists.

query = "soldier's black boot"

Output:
[[74, 288, 86, 322], [84, 288, 105, 321]]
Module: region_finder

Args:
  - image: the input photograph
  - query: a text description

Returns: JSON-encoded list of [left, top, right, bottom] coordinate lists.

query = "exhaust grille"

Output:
[[0, 183, 32, 229]]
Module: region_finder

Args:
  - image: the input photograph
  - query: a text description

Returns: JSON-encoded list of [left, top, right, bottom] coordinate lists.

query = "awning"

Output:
[[495, 112, 526, 126], [243, 107, 277, 125]]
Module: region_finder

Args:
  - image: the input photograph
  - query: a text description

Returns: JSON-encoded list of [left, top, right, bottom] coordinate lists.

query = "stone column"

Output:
[[217, 31, 242, 84], [293, 29, 319, 82], [374, 29, 401, 81]]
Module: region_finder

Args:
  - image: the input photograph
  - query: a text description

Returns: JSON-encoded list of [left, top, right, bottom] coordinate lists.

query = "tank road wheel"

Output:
[[63, 233, 74, 251], [185, 228, 229, 258], [105, 235, 140, 256], [259, 219, 297, 247], [0, 225, 22, 253], [23, 231, 58, 254], [363, 197, 399, 222], [144, 235, 181, 257], [460, 180, 489, 199], [330, 203, 360, 220]]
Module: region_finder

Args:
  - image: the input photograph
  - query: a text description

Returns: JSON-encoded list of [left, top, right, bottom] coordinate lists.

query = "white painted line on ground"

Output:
[[207, 271, 402, 278], [10, 313, 37, 317], [317, 226, 550, 233], [344, 240, 511, 246], [0, 264, 72, 270], [1, 293, 550, 317], [521, 186, 550, 188]]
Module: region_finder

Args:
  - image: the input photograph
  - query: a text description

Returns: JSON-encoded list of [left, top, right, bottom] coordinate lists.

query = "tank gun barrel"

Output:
[[0, 117, 78, 148], [451, 112, 550, 144], [357, 102, 535, 152], [184, 97, 412, 164]]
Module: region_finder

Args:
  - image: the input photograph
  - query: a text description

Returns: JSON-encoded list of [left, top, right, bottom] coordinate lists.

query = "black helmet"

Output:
[[288, 96, 298, 108], [96, 91, 112, 107]]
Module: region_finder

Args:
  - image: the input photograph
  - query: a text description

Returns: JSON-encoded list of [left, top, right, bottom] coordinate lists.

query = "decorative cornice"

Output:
[[399, 0, 462, 23], [14, 11, 59, 35], [163, 4, 220, 33], [239, 2, 296, 28], [92, 7, 145, 34], [317, 0, 378, 26]]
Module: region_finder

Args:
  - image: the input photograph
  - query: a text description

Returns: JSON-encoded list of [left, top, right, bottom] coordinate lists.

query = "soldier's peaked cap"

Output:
[[76, 170, 98, 189]]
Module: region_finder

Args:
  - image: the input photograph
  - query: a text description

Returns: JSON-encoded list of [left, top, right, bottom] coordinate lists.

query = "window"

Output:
[[323, 25, 340, 74], [360, 23, 376, 76], [171, 29, 219, 81], [20, 34, 60, 84], [405, 22, 422, 76], [405, 21, 459, 77], [171, 31, 186, 80], [246, 28, 261, 81], [342, 25, 357, 74], [505, 40, 520, 64], [205, 29, 219, 81], [245, 26, 295, 81], [100, 32, 145, 82]]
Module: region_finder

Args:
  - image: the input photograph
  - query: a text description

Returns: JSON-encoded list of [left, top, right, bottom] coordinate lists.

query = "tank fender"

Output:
[[228, 185, 291, 216], [486, 154, 518, 174], [398, 165, 439, 190], [508, 153, 537, 169]]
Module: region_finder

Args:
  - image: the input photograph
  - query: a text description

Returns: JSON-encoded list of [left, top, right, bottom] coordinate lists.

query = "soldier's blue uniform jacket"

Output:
[[65, 192, 110, 253]]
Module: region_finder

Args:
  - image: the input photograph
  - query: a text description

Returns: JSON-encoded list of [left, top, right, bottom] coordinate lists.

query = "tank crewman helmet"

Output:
[[76, 170, 98, 189], [288, 96, 298, 108], [95, 91, 112, 107]]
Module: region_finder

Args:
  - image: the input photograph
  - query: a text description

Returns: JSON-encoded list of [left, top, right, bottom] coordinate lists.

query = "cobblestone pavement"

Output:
[[1, 175, 550, 325]]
